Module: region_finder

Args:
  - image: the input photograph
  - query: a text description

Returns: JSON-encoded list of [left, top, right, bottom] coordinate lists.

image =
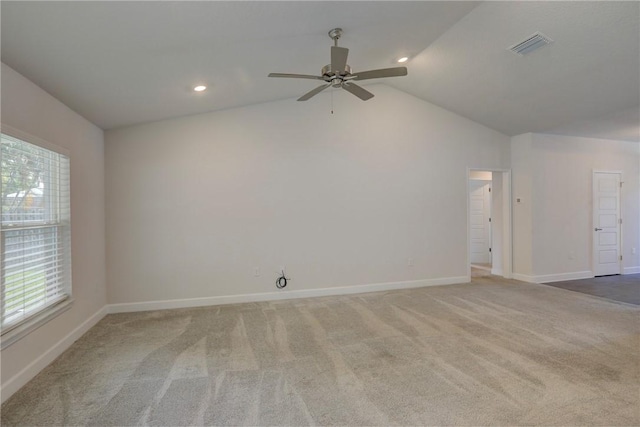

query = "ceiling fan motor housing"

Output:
[[322, 64, 351, 86]]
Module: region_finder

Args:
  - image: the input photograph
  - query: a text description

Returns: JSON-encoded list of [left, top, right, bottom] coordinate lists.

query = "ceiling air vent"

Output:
[[508, 32, 553, 56]]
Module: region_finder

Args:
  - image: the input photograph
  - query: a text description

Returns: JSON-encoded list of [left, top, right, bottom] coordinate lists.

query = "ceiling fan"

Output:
[[268, 28, 408, 101]]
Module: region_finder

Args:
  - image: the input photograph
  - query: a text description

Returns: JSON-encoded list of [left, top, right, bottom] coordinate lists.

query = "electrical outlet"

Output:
[[632, 248, 637, 255], [254, 267, 260, 277], [407, 258, 414, 267]]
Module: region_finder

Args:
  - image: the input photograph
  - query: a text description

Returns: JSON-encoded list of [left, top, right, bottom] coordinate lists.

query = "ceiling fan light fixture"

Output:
[[193, 85, 207, 92]]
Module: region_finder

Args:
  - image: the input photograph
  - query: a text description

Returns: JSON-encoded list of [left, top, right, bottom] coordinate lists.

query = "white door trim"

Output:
[[467, 168, 512, 280], [592, 170, 623, 276]]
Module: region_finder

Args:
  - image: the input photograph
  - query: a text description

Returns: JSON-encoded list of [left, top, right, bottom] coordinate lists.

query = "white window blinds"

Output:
[[1, 133, 71, 333]]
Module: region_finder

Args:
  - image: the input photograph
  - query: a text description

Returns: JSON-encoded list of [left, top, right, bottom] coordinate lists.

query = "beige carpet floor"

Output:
[[2, 274, 639, 426]]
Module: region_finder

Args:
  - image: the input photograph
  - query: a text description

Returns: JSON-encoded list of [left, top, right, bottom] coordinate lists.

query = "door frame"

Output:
[[466, 168, 512, 280], [592, 170, 623, 276]]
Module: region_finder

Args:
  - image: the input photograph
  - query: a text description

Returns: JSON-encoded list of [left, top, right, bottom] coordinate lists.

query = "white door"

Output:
[[593, 172, 622, 276], [469, 180, 492, 264]]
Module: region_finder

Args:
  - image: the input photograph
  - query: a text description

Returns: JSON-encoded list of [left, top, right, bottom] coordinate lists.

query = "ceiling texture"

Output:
[[2, 1, 639, 141]]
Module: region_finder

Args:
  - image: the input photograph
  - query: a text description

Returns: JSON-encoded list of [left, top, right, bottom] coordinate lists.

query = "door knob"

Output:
[[595, 228, 603, 231]]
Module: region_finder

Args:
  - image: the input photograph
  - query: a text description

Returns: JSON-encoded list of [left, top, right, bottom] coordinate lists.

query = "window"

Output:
[[1, 131, 71, 344]]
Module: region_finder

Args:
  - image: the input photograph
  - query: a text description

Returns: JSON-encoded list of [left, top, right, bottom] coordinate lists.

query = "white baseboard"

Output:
[[512, 271, 593, 284], [623, 266, 640, 275], [109, 276, 470, 314], [534, 271, 594, 283], [512, 273, 535, 283], [1, 306, 108, 404]]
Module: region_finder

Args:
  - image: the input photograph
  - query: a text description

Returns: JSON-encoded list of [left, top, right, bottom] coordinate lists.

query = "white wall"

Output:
[[511, 133, 534, 276], [106, 85, 510, 307], [512, 132, 640, 281], [1, 63, 106, 401]]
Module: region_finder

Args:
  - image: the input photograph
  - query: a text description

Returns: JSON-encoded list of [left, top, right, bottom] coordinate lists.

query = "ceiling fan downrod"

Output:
[[326, 28, 349, 86]]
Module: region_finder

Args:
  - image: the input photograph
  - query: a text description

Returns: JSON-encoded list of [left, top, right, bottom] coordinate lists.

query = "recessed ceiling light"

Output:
[[397, 57, 409, 63], [193, 85, 207, 92]]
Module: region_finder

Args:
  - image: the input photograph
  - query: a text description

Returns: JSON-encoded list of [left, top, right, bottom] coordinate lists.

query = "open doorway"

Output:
[[467, 169, 512, 280]]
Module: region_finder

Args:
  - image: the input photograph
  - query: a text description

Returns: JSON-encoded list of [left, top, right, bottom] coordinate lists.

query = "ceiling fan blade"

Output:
[[268, 73, 324, 80], [331, 46, 349, 73], [341, 82, 374, 101], [351, 67, 408, 81], [297, 83, 331, 101]]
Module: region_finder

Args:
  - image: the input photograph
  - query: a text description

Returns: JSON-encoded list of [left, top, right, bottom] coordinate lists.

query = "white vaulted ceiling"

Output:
[[388, 1, 640, 139], [0, 1, 477, 129], [2, 1, 639, 140]]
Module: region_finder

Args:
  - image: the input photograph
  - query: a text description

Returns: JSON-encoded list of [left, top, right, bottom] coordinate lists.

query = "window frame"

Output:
[[0, 125, 72, 349]]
